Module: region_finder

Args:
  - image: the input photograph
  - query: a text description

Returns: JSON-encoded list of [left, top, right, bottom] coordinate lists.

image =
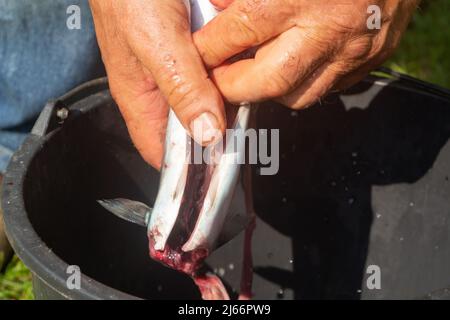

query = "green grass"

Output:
[[385, 0, 450, 89], [0, 0, 449, 300], [0, 256, 34, 300]]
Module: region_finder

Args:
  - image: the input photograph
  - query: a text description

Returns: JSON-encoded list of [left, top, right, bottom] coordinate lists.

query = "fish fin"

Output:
[[97, 198, 151, 227]]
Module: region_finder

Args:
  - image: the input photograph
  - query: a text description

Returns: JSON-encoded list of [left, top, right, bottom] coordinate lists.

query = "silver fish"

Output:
[[99, 0, 256, 300]]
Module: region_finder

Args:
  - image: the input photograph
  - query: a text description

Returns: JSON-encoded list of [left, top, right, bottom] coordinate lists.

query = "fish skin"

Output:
[[148, 110, 190, 251], [146, 1, 253, 301], [97, 0, 255, 300], [148, 0, 222, 253], [182, 104, 250, 252]]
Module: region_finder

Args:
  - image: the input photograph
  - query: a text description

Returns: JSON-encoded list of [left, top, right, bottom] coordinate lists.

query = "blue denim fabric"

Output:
[[0, 0, 104, 173]]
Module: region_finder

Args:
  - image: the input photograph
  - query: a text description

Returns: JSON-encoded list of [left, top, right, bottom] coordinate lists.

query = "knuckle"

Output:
[[194, 32, 223, 66], [168, 82, 200, 113], [235, 0, 267, 24], [330, 5, 369, 34], [227, 13, 261, 47], [263, 69, 295, 99], [344, 37, 373, 61], [369, 33, 397, 62], [381, 12, 393, 25], [374, 48, 395, 66], [369, 37, 385, 58], [328, 62, 352, 78]]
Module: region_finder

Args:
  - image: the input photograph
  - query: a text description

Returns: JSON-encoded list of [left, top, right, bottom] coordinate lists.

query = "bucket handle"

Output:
[[31, 78, 109, 137]]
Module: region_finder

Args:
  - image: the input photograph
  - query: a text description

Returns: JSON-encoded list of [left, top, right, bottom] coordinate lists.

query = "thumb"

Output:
[[128, 1, 226, 146]]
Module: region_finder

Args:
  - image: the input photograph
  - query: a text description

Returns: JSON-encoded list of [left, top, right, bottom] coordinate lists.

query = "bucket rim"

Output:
[[2, 78, 139, 300], [2, 70, 450, 300]]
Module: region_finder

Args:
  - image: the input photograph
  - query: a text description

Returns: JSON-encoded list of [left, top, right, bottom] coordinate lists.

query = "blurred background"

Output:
[[0, 0, 449, 300]]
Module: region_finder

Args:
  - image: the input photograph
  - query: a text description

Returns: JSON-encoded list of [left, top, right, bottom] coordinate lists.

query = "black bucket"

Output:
[[3, 70, 450, 300]]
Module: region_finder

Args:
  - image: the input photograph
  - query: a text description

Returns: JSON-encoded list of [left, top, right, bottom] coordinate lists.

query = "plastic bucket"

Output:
[[3, 70, 450, 299]]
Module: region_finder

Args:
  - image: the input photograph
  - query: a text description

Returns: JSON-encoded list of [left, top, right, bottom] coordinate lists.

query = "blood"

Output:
[[148, 108, 255, 300], [193, 274, 230, 300], [149, 239, 208, 275], [148, 142, 230, 299], [238, 217, 255, 300]]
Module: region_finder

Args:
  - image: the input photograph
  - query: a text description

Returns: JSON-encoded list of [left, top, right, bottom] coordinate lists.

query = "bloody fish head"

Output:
[[147, 105, 251, 275]]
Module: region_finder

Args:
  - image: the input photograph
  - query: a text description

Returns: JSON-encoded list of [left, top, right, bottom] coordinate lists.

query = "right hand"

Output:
[[89, 0, 226, 170]]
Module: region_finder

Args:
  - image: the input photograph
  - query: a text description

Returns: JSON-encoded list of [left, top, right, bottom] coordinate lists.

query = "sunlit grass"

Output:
[[385, 0, 450, 89], [0, 256, 34, 300]]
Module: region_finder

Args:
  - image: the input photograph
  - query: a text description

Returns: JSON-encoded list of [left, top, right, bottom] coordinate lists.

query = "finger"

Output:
[[276, 62, 343, 109], [91, 8, 168, 170], [127, 0, 226, 146], [108, 68, 169, 170], [334, 51, 392, 92], [101, 42, 169, 170], [335, 38, 396, 91], [209, 27, 331, 104], [209, 0, 234, 10], [277, 34, 382, 108], [194, 0, 296, 68], [334, 65, 374, 92]]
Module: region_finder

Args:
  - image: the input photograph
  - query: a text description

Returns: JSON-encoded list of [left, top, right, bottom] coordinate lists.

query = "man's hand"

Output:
[[196, 0, 419, 109], [89, 0, 226, 169]]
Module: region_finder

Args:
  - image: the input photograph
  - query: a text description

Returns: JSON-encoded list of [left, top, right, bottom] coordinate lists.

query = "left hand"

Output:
[[195, 0, 420, 109]]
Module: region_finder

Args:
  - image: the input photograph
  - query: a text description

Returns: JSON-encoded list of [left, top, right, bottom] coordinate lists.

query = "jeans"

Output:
[[0, 0, 103, 173]]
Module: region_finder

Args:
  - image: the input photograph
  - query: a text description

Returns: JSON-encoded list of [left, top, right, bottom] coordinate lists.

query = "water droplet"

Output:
[[409, 202, 414, 207], [289, 258, 294, 264], [352, 152, 358, 158], [376, 213, 382, 219], [435, 245, 439, 250], [356, 171, 361, 175], [277, 288, 285, 299], [330, 181, 337, 187], [348, 197, 355, 205], [157, 285, 163, 292], [282, 197, 287, 203], [218, 268, 226, 277], [357, 289, 362, 293], [399, 237, 404, 242], [352, 161, 357, 166], [291, 111, 298, 117], [228, 263, 235, 271]]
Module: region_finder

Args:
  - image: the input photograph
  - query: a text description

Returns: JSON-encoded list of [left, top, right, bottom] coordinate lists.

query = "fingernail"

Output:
[[189, 112, 222, 146]]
